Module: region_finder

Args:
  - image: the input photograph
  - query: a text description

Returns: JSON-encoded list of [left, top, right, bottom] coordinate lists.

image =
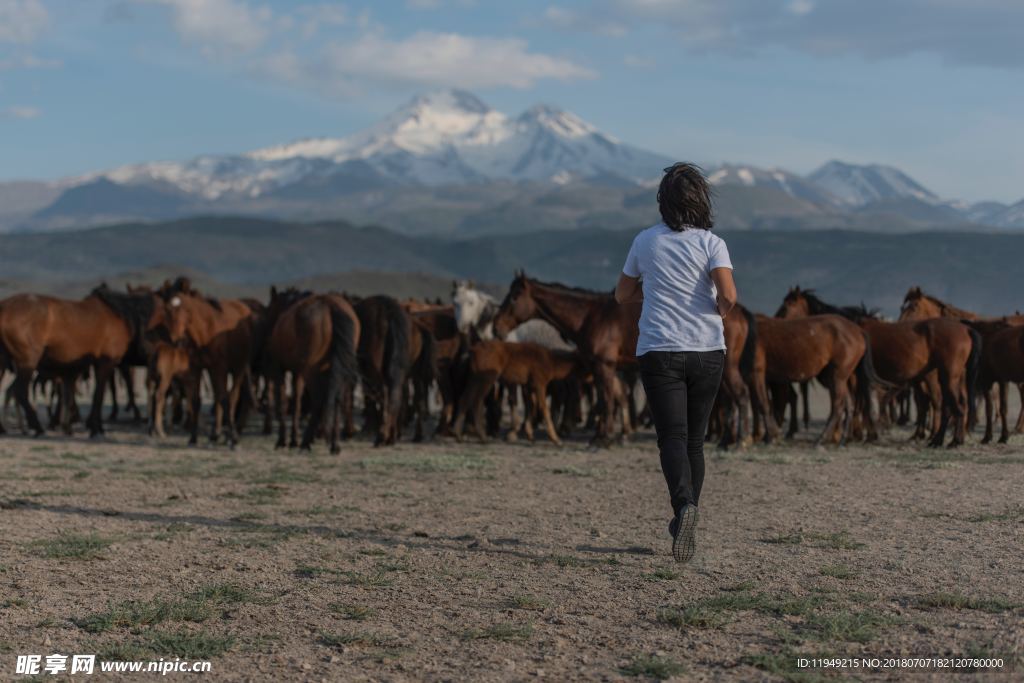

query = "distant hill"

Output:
[[1, 216, 1023, 316]]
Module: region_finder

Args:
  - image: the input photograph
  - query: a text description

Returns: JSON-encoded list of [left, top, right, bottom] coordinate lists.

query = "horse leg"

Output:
[[273, 377, 286, 449], [801, 381, 811, 430], [291, 374, 305, 448], [786, 384, 799, 439], [107, 372, 119, 422], [206, 366, 228, 444], [998, 381, 1011, 444], [980, 384, 994, 444], [536, 381, 562, 446], [12, 368, 43, 436], [87, 361, 116, 437], [223, 369, 246, 448], [59, 375, 74, 435], [815, 369, 842, 447], [505, 385, 522, 442], [123, 366, 141, 422], [591, 361, 617, 446], [1013, 383, 1024, 435]]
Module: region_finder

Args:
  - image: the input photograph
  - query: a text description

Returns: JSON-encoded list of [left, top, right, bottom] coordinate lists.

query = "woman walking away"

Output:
[[614, 163, 737, 563]]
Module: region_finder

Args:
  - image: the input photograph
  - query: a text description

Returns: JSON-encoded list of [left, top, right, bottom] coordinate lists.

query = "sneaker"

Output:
[[671, 504, 699, 563]]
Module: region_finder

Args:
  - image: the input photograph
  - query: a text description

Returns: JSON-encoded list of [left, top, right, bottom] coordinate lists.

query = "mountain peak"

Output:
[[517, 104, 598, 138], [402, 89, 492, 115], [807, 160, 937, 206]]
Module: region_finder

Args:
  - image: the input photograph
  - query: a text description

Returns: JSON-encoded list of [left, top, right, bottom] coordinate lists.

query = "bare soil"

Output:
[[2, 408, 1023, 681]]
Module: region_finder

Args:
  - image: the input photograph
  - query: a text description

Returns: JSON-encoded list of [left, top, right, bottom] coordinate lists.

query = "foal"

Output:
[[452, 340, 584, 445]]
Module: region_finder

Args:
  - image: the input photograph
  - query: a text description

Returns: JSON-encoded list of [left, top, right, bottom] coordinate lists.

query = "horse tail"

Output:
[[855, 330, 895, 405], [413, 322, 438, 387], [383, 300, 412, 397], [965, 326, 982, 429], [327, 305, 361, 405], [738, 305, 757, 379]]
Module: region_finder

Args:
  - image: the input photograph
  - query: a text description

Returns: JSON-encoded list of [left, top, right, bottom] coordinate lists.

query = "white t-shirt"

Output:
[[622, 223, 733, 355]]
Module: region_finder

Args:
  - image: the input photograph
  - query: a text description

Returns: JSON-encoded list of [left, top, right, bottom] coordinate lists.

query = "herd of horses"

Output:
[[0, 273, 1022, 452]]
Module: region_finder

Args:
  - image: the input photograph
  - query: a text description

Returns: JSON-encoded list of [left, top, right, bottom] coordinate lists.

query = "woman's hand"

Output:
[[711, 267, 737, 318], [615, 272, 643, 304]]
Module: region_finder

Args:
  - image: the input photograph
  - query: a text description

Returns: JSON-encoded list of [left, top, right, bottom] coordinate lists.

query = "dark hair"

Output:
[[657, 162, 714, 231]]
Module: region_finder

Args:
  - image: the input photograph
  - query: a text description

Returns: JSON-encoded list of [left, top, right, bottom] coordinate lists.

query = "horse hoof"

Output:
[[274, 440, 285, 450], [330, 446, 341, 455]]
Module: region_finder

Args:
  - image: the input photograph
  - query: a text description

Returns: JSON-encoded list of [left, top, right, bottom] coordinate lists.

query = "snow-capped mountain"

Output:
[[807, 160, 939, 207], [708, 163, 843, 207], [88, 90, 671, 199]]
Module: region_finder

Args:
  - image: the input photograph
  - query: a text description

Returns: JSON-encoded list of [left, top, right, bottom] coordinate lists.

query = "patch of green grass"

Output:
[[2, 598, 27, 608], [145, 629, 235, 658], [646, 567, 680, 581], [803, 609, 898, 643], [621, 655, 685, 679], [29, 533, 112, 560], [819, 564, 859, 580], [913, 592, 1018, 613], [509, 595, 551, 611], [536, 554, 594, 568], [462, 622, 533, 643], [331, 604, 377, 621], [58, 451, 89, 461], [74, 582, 261, 633], [229, 511, 268, 523], [761, 532, 804, 545], [71, 470, 90, 480], [358, 547, 387, 556], [968, 506, 1024, 523], [35, 617, 56, 628]]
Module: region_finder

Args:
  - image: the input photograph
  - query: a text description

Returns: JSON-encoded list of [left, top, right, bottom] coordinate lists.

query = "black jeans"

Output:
[[639, 350, 725, 516]]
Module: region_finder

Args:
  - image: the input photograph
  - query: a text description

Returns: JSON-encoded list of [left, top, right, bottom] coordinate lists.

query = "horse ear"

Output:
[[270, 285, 278, 299]]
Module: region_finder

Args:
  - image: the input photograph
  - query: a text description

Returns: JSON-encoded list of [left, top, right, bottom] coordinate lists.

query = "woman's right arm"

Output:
[[711, 267, 737, 318]]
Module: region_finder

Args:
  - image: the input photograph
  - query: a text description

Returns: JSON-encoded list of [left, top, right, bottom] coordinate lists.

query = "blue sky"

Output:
[[1, 0, 1022, 202]]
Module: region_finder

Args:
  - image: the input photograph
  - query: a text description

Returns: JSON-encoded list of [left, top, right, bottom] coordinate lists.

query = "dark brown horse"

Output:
[[750, 312, 886, 446], [493, 272, 640, 445], [963, 319, 1024, 444], [354, 296, 415, 446], [159, 284, 256, 447], [779, 287, 980, 447], [0, 287, 164, 437], [262, 292, 360, 453], [900, 287, 1024, 434], [410, 305, 463, 436], [452, 340, 584, 445]]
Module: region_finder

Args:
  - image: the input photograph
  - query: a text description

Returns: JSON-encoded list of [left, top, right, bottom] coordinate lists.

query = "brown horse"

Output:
[[779, 287, 980, 447], [410, 306, 463, 436], [493, 272, 640, 445], [900, 287, 1024, 433], [354, 296, 414, 446], [750, 313, 885, 446], [0, 286, 163, 437], [964, 319, 1024, 444], [159, 284, 256, 447], [262, 292, 360, 453], [147, 341, 200, 439], [717, 305, 758, 448], [452, 340, 584, 445]]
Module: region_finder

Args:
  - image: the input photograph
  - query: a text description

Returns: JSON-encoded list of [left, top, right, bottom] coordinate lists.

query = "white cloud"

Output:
[[0, 53, 60, 70], [314, 31, 595, 90], [553, 0, 1024, 68], [1, 105, 41, 119], [142, 0, 271, 55], [0, 0, 49, 44]]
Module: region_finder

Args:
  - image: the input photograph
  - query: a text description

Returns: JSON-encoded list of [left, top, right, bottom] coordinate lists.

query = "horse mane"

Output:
[[525, 276, 611, 300], [800, 290, 880, 322], [921, 293, 975, 319], [90, 285, 154, 337]]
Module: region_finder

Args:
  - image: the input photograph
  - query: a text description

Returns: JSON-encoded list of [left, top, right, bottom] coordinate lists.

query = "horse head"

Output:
[[493, 271, 535, 339], [776, 285, 810, 318], [452, 280, 494, 335], [899, 286, 934, 320]]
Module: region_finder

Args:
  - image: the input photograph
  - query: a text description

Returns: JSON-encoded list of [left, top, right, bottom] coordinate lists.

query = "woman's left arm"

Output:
[[615, 272, 643, 304]]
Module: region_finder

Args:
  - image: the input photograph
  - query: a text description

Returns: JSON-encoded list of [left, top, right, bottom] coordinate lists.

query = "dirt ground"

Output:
[[2, 395, 1023, 682]]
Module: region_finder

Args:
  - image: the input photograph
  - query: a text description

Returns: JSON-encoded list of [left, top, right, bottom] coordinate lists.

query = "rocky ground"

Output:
[[1, 413, 1022, 681]]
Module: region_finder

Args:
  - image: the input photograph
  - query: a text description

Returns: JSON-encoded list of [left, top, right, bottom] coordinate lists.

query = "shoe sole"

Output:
[[672, 506, 699, 563]]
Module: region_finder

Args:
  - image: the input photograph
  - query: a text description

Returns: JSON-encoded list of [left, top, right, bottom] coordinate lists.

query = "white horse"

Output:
[[452, 280, 575, 350], [452, 280, 497, 340]]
